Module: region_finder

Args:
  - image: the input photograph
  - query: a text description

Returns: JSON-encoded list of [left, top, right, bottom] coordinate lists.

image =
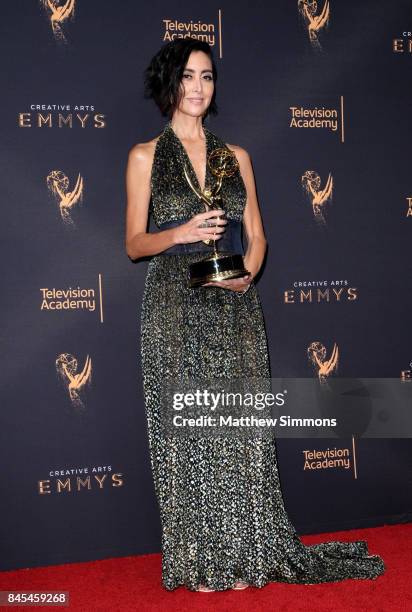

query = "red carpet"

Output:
[[0, 524, 410, 611]]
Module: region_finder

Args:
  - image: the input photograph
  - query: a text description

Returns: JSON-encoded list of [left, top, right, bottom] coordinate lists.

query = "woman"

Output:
[[125, 38, 385, 592]]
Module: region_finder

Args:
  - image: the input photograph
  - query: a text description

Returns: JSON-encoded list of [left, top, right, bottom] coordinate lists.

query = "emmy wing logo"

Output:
[[401, 360, 412, 381], [46, 170, 84, 226], [56, 353, 92, 409], [40, 0, 76, 43], [298, 0, 330, 49], [307, 341, 339, 382], [301, 170, 333, 224]]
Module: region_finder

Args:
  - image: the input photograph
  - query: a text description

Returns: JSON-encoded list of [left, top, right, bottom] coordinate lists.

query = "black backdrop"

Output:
[[0, 0, 411, 571]]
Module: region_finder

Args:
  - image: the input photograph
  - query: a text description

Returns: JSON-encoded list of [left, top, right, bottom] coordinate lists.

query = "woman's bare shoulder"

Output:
[[225, 142, 251, 165], [128, 136, 160, 166]]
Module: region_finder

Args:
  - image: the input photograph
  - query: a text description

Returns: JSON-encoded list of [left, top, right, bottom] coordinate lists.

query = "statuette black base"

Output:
[[188, 253, 249, 288]]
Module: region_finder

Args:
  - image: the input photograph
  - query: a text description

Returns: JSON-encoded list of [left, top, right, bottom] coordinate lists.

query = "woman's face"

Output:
[[176, 50, 214, 118]]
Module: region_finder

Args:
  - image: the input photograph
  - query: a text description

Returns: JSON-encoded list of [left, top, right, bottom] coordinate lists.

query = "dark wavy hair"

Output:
[[143, 38, 218, 120]]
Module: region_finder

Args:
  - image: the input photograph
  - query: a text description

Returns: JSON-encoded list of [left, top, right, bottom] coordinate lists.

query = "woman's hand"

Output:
[[173, 209, 227, 245], [204, 256, 255, 293], [203, 272, 253, 293]]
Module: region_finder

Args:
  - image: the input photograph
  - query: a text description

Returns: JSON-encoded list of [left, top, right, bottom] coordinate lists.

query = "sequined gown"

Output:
[[140, 120, 385, 591]]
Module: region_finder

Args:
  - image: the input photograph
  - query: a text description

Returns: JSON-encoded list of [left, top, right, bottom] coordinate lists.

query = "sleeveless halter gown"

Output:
[[140, 120, 385, 591]]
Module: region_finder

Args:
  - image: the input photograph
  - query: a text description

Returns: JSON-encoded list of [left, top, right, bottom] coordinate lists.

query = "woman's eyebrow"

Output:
[[183, 68, 213, 73]]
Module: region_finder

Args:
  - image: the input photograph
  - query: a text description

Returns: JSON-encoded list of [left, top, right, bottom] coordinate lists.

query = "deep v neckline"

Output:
[[167, 121, 210, 194]]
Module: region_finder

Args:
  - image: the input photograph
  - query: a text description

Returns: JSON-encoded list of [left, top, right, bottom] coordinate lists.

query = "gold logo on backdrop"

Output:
[[406, 197, 412, 217], [162, 10, 224, 58], [46, 170, 84, 226], [18, 108, 106, 129], [307, 341, 339, 382], [401, 360, 412, 381], [301, 170, 333, 223], [41, 0, 76, 43], [298, 0, 330, 48], [40, 286, 96, 312], [163, 19, 216, 46], [56, 353, 92, 409], [284, 280, 357, 304], [289, 106, 339, 132], [303, 447, 351, 471], [393, 35, 412, 53], [38, 467, 124, 494]]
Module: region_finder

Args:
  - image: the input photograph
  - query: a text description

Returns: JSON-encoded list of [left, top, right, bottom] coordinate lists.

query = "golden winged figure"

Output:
[[43, 0, 75, 42], [302, 170, 333, 223], [298, 0, 330, 47], [56, 353, 92, 408], [308, 341, 339, 382], [47, 170, 84, 225]]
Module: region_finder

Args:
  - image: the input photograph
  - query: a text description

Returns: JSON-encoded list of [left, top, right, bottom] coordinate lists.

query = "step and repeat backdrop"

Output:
[[1, 1, 411, 571]]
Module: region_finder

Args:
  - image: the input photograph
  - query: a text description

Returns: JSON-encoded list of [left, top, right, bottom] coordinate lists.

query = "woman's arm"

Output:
[[125, 142, 178, 260], [125, 141, 227, 260], [231, 144, 267, 280]]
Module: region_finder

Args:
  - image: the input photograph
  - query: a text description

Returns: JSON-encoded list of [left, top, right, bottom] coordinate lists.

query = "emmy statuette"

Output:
[[184, 147, 250, 288]]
